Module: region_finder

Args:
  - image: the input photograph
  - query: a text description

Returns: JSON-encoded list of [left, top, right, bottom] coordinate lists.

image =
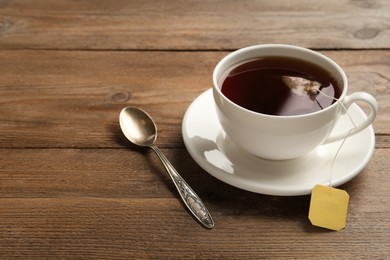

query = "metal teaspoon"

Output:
[[119, 106, 214, 229]]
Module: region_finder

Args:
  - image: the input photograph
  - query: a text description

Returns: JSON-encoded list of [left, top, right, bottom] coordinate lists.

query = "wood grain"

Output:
[[0, 148, 387, 199], [0, 145, 387, 258], [0, 50, 388, 149], [0, 1, 389, 258], [0, 0, 389, 50], [0, 194, 388, 259]]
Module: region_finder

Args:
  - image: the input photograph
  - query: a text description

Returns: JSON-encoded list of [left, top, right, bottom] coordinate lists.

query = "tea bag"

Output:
[[282, 76, 321, 96], [309, 185, 349, 231], [306, 89, 357, 231]]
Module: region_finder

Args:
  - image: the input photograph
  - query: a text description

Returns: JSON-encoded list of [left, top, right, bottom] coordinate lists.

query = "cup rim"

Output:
[[212, 44, 349, 118]]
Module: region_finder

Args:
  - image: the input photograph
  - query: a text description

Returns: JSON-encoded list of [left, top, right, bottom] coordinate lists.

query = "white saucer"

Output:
[[182, 89, 375, 196]]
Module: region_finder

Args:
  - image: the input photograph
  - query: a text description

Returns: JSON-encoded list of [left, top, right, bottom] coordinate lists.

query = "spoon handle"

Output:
[[150, 145, 214, 229]]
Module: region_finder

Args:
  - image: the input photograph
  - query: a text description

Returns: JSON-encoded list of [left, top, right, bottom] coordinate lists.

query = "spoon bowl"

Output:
[[120, 107, 157, 147], [119, 106, 214, 229]]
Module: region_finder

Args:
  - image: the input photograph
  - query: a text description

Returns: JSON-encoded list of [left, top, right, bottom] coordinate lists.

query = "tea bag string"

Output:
[[316, 89, 357, 188]]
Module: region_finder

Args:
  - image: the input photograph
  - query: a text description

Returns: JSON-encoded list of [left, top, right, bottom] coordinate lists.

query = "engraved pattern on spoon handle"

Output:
[[150, 145, 214, 229]]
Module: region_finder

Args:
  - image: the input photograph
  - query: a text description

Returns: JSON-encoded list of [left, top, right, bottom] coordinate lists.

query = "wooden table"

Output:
[[0, 1, 389, 258]]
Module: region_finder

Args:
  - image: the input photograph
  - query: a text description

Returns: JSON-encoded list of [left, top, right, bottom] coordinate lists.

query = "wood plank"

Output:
[[0, 0, 389, 50], [0, 50, 388, 148], [0, 196, 388, 258], [0, 50, 220, 148], [0, 1, 388, 258], [0, 148, 388, 201]]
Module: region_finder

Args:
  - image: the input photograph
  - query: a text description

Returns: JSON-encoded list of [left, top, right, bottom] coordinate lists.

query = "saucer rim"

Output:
[[182, 89, 375, 196]]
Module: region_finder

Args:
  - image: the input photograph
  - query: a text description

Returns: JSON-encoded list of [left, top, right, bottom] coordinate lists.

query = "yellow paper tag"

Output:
[[308, 185, 349, 231]]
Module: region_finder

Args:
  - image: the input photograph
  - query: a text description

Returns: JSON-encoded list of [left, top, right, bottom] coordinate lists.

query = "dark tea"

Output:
[[220, 56, 341, 116]]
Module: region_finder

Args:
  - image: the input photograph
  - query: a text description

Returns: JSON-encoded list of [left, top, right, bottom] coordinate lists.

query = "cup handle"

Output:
[[323, 92, 378, 144]]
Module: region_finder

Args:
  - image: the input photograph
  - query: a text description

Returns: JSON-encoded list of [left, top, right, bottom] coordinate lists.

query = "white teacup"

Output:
[[212, 44, 378, 160]]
